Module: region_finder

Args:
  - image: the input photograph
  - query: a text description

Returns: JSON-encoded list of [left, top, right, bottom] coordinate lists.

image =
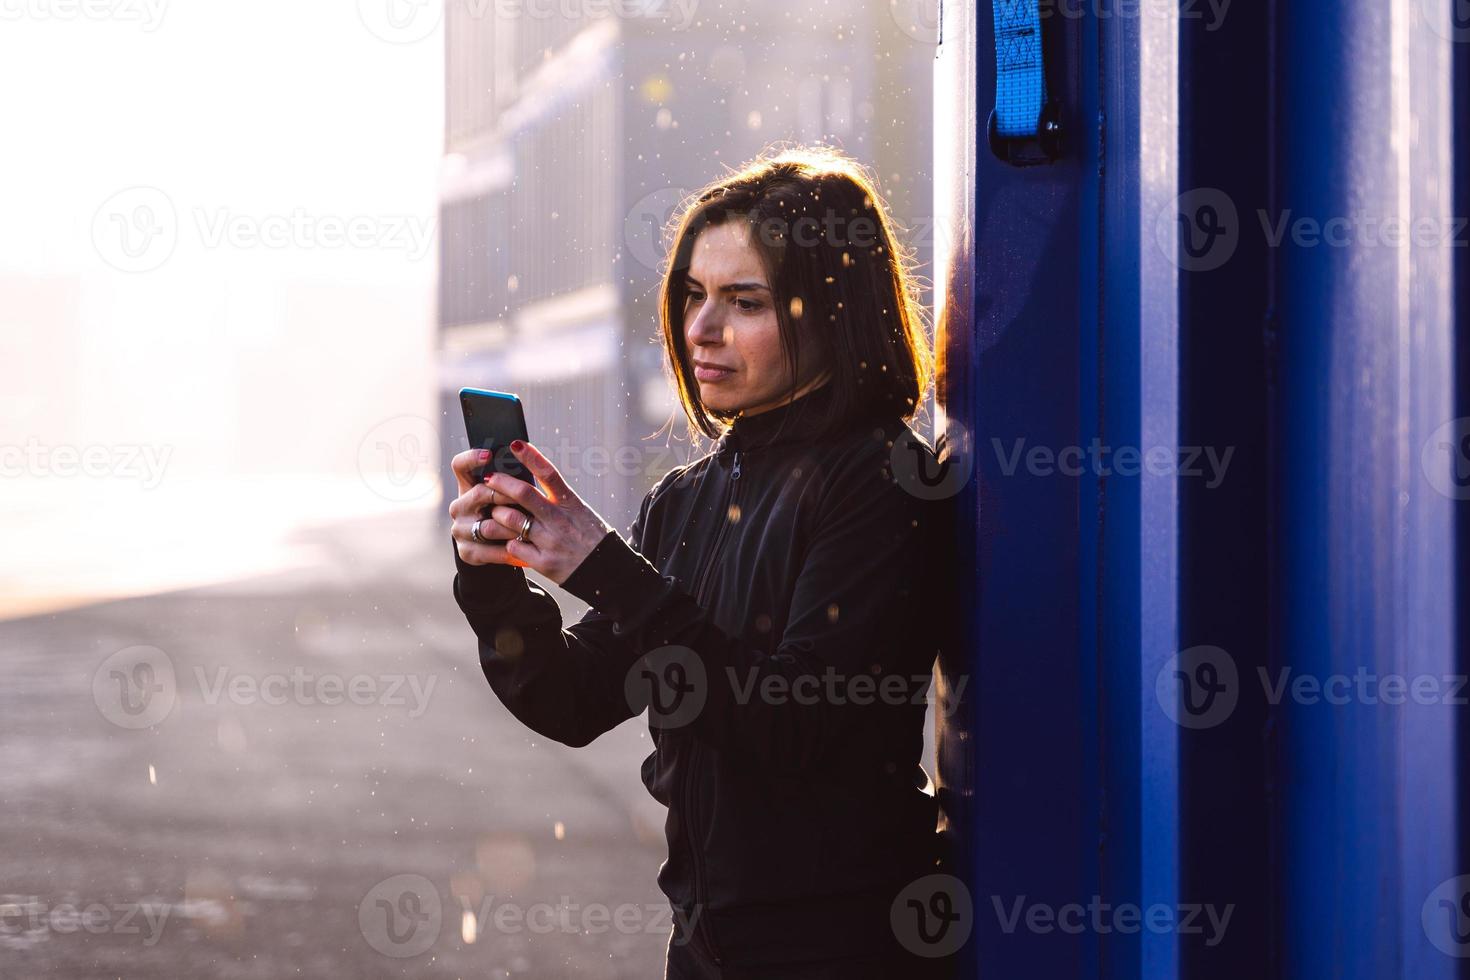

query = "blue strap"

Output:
[[992, 0, 1046, 139]]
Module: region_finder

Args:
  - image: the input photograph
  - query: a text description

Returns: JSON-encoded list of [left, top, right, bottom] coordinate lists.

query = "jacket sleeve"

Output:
[[557, 442, 950, 774], [452, 484, 663, 748]]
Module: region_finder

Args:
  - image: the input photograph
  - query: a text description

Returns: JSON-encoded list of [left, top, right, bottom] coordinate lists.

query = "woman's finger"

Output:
[[448, 481, 504, 520], [510, 440, 575, 505], [452, 523, 536, 568], [489, 504, 538, 539], [452, 514, 513, 543], [456, 533, 536, 570], [452, 517, 499, 549], [451, 449, 489, 493], [486, 471, 554, 522], [503, 534, 545, 570]]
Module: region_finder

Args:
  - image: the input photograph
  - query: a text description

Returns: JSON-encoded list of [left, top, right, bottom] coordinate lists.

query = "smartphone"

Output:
[[459, 387, 532, 517]]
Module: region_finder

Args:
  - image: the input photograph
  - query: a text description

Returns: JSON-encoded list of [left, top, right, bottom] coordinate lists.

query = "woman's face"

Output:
[[681, 220, 830, 417]]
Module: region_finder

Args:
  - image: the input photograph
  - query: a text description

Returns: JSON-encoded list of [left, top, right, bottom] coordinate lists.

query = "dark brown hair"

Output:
[[657, 143, 933, 442]]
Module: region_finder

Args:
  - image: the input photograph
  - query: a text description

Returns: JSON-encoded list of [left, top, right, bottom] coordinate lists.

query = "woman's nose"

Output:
[[686, 306, 724, 347]]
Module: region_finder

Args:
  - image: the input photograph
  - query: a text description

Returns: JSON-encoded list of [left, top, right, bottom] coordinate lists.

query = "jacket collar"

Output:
[[714, 380, 836, 456]]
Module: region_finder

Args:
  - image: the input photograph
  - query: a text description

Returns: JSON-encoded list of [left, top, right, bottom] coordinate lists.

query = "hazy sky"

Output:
[[0, 2, 447, 615]]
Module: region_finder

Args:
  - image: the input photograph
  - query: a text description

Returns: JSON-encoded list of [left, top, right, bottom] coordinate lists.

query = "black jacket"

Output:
[[452, 381, 956, 967]]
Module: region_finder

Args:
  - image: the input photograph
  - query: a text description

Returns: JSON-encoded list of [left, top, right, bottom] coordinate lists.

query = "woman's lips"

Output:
[[694, 364, 735, 382]]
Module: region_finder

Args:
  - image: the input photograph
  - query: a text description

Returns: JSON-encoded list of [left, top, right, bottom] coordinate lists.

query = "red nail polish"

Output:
[[478, 449, 490, 460], [511, 440, 525, 452]]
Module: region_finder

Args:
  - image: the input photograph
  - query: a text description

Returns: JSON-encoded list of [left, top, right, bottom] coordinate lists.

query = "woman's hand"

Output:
[[449, 441, 615, 585]]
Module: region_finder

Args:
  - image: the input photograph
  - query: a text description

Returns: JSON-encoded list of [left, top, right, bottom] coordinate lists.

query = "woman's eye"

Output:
[[735, 298, 762, 313]]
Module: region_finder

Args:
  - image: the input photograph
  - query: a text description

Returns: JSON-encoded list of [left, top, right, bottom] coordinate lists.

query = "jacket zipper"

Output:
[[682, 448, 739, 964]]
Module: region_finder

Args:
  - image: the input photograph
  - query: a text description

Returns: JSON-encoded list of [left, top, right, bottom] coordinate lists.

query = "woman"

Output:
[[448, 146, 956, 977]]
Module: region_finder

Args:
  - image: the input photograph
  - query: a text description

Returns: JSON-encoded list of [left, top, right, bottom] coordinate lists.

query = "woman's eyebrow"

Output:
[[683, 273, 770, 294]]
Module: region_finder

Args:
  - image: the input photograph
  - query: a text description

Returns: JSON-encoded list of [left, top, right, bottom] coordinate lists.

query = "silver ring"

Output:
[[471, 519, 484, 543], [517, 515, 533, 543], [488, 488, 498, 506]]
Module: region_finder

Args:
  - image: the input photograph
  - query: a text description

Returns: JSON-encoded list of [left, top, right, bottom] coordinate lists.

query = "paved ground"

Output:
[[1, 511, 672, 978]]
